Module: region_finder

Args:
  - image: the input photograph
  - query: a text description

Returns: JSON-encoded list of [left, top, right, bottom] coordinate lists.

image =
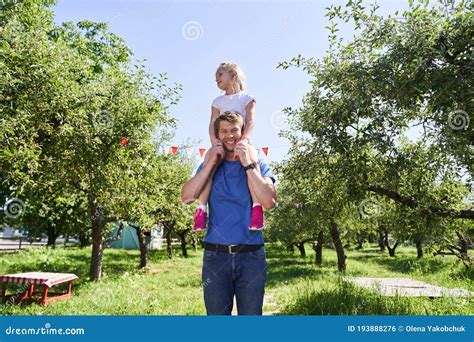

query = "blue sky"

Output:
[[53, 0, 409, 163]]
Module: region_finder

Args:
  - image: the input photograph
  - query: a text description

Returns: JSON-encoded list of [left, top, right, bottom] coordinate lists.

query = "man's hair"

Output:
[[214, 111, 244, 136]]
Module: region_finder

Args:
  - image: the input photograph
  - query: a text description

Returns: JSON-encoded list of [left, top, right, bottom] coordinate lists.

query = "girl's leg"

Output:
[[246, 145, 265, 230]]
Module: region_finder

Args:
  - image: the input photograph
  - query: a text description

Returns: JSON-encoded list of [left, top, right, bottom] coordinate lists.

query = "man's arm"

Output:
[[246, 171, 277, 210], [181, 141, 223, 204], [234, 141, 277, 209]]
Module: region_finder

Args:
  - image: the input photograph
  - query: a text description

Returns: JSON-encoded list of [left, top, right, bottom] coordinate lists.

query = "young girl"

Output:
[[193, 62, 264, 232]]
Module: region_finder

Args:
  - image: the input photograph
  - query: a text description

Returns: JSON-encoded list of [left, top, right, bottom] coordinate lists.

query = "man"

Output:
[[181, 111, 277, 315]]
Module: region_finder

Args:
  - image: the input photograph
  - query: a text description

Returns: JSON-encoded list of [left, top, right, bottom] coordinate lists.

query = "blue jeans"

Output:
[[202, 246, 267, 315]]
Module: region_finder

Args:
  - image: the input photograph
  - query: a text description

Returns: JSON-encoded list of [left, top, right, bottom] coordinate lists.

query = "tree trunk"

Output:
[[330, 221, 346, 271], [415, 238, 423, 259], [378, 229, 385, 252], [64, 233, 69, 248], [433, 231, 471, 269], [296, 243, 306, 257], [457, 232, 469, 254], [456, 231, 470, 268], [88, 192, 104, 282], [89, 220, 103, 281], [134, 225, 148, 268], [178, 231, 188, 257], [190, 235, 197, 251], [46, 225, 58, 248], [382, 225, 398, 257], [78, 230, 89, 248], [165, 229, 173, 259], [356, 233, 363, 249], [313, 230, 323, 266], [387, 242, 399, 257]]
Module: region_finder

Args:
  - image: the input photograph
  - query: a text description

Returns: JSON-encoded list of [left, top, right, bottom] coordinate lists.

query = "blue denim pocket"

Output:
[[203, 249, 217, 260], [250, 247, 266, 259]]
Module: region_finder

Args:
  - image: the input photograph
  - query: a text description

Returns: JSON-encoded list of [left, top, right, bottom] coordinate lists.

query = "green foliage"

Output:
[[273, 0, 472, 262], [0, 0, 189, 277]]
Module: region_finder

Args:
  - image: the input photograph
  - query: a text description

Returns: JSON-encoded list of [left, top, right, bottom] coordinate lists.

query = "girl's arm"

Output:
[[209, 106, 220, 145], [241, 99, 256, 142]]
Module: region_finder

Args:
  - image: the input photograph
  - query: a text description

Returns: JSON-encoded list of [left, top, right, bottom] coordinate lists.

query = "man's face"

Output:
[[217, 120, 242, 152]]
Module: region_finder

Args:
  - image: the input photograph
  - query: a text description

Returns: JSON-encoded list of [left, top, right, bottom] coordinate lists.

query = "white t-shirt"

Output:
[[211, 92, 255, 122]]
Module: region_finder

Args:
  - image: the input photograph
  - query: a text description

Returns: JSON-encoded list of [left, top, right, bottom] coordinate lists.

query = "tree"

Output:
[[267, 183, 319, 258], [1, 0, 181, 281], [272, 144, 351, 271], [278, 0, 472, 220], [432, 221, 473, 268], [275, 0, 472, 267], [269, 154, 329, 260], [20, 188, 89, 247]]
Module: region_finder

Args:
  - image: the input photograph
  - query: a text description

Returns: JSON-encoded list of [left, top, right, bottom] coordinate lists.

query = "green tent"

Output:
[[108, 222, 140, 249], [107, 222, 163, 250]]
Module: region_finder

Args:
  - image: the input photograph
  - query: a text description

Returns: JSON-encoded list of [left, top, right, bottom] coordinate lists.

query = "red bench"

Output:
[[0, 272, 78, 305]]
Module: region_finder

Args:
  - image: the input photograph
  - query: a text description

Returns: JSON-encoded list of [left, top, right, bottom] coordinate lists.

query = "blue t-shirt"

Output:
[[195, 159, 276, 245]]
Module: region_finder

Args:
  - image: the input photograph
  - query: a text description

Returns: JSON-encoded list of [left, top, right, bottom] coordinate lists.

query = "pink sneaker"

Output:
[[193, 208, 207, 232], [249, 205, 265, 230]]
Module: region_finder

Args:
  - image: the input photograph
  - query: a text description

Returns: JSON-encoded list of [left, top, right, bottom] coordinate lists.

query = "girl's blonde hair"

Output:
[[215, 62, 246, 93]]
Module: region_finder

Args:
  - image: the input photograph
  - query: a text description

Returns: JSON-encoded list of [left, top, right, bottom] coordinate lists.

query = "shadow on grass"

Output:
[[266, 264, 324, 288], [264, 244, 341, 288], [346, 247, 384, 254], [0, 245, 203, 291], [349, 254, 451, 275], [0, 247, 154, 290]]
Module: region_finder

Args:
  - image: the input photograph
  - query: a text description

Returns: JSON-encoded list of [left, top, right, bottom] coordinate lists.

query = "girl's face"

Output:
[[216, 69, 234, 91]]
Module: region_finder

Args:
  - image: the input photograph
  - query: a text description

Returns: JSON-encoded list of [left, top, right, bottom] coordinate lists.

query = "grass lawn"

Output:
[[0, 243, 472, 315]]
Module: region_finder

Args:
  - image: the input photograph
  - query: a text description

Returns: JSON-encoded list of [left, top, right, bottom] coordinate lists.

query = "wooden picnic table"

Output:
[[0, 272, 78, 305]]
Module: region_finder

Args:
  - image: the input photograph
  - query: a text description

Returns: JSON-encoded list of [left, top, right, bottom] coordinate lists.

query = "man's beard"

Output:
[[223, 145, 233, 152], [223, 142, 234, 153]]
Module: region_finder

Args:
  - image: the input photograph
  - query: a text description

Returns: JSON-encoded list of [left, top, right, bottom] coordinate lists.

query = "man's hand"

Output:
[[234, 141, 251, 166], [208, 139, 224, 165]]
